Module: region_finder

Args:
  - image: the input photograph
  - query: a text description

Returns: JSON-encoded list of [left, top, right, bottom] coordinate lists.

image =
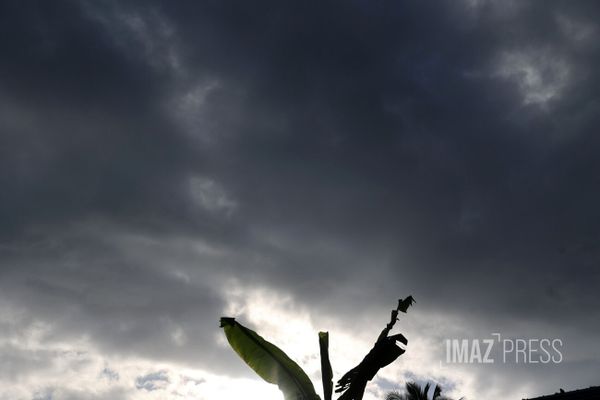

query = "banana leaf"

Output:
[[220, 317, 321, 400]]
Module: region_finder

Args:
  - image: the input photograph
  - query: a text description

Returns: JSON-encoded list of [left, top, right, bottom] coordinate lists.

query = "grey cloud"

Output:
[[135, 370, 169, 391], [0, 224, 239, 372], [32, 390, 54, 400], [41, 388, 129, 400], [0, 346, 54, 381], [1, 1, 600, 399], [100, 368, 119, 382]]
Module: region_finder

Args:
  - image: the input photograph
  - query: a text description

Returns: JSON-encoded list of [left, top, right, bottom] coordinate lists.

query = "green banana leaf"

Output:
[[220, 317, 321, 400], [318, 331, 333, 400]]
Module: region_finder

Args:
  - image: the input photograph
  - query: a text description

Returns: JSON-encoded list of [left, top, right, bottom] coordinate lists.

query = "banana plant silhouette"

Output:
[[220, 296, 415, 400]]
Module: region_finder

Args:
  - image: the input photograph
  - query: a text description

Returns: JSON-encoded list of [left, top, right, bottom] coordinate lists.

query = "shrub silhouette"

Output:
[[385, 381, 464, 400]]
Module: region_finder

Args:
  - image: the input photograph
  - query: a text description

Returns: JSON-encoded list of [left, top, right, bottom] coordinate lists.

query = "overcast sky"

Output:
[[1, 1, 599, 400]]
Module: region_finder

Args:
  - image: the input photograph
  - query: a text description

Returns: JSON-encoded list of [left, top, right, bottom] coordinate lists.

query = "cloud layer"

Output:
[[1, 1, 600, 399]]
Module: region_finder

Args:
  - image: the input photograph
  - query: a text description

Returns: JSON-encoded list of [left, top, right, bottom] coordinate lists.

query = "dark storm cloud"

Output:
[[0, 1, 198, 238], [151, 0, 600, 324], [1, 0, 600, 398]]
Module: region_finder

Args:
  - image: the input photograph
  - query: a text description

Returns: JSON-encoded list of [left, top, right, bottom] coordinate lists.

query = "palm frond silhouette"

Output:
[[385, 381, 463, 400]]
